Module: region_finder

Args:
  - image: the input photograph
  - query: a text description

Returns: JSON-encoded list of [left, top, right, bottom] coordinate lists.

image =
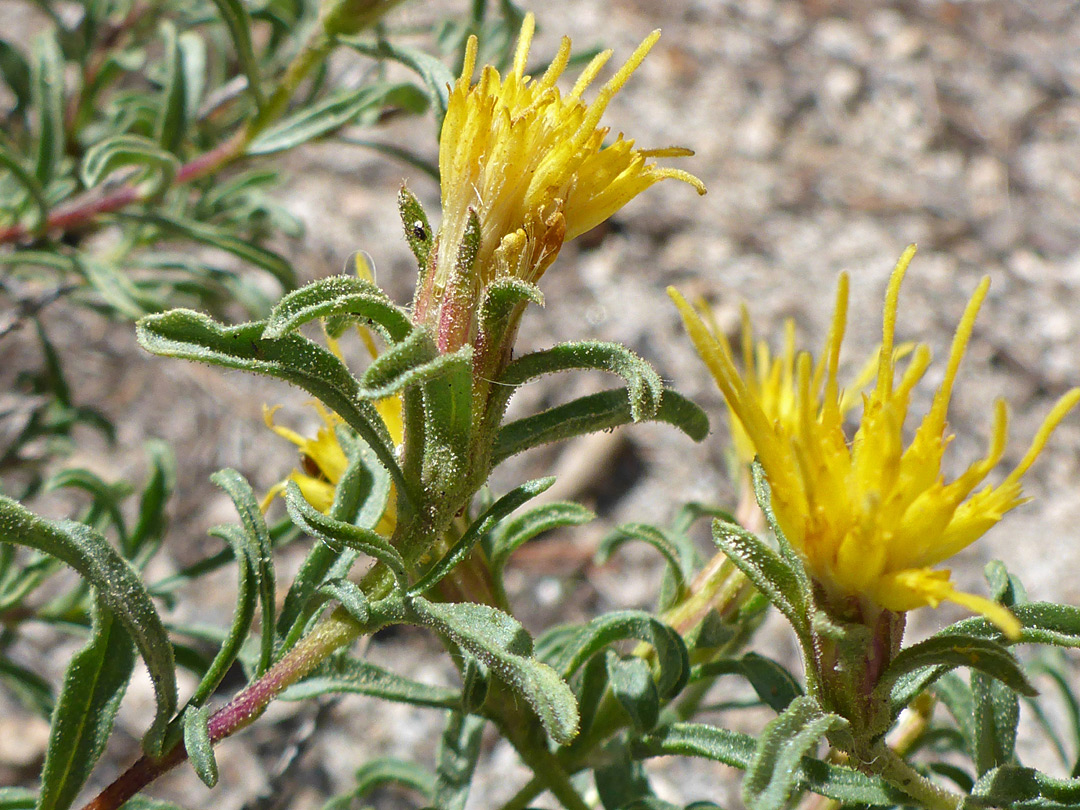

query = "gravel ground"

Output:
[[3, 1, 1080, 808]]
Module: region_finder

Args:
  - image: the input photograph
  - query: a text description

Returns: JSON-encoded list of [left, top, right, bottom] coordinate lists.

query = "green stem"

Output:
[[497, 776, 545, 810], [873, 748, 962, 810]]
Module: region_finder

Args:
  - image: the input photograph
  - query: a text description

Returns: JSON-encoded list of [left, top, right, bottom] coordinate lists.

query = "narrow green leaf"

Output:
[[881, 634, 1036, 707], [606, 652, 660, 732], [31, 33, 64, 187], [318, 578, 370, 625], [38, 600, 136, 810], [407, 596, 580, 744], [492, 388, 708, 465], [345, 39, 455, 125], [358, 328, 448, 398], [711, 518, 807, 634], [80, 135, 180, 196], [973, 671, 1019, 776], [972, 765, 1080, 808], [501, 342, 664, 423], [433, 712, 485, 810], [284, 657, 459, 709], [597, 524, 691, 598], [183, 705, 218, 787], [690, 653, 803, 714], [595, 737, 651, 810], [420, 347, 473, 473], [550, 610, 689, 700], [277, 429, 388, 637], [0, 496, 177, 756], [933, 672, 977, 758], [0, 143, 48, 231], [0, 788, 36, 810], [263, 274, 412, 342], [0, 656, 54, 718], [743, 696, 847, 810], [185, 524, 257, 708], [630, 724, 907, 805], [941, 602, 1080, 649], [76, 255, 163, 319], [135, 310, 406, 503], [156, 22, 188, 152], [336, 758, 434, 808], [212, 470, 276, 676], [630, 722, 754, 769], [0, 39, 32, 115], [43, 467, 130, 547], [286, 482, 407, 586], [208, 0, 264, 109], [246, 83, 427, 155], [130, 213, 295, 289], [177, 31, 206, 131], [488, 501, 594, 575], [410, 477, 555, 596], [128, 440, 176, 556], [750, 463, 810, 590]]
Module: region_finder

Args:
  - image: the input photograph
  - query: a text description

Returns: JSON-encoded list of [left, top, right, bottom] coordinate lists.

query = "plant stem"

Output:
[[873, 747, 963, 810], [80, 609, 364, 810], [0, 132, 246, 245], [497, 776, 545, 810]]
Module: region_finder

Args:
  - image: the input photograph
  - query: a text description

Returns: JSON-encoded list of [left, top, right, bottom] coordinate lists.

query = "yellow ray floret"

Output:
[[436, 12, 706, 289], [671, 246, 1080, 638]]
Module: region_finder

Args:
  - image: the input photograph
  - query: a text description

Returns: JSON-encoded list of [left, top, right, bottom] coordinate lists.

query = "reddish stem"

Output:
[[79, 611, 359, 810], [0, 132, 245, 246]]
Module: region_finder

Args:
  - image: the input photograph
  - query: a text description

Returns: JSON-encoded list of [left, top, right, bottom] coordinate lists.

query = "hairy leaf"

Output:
[[408, 596, 579, 744], [38, 600, 136, 810], [286, 482, 407, 587], [488, 500, 594, 575], [711, 518, 808, 635], [247, 83, 427, 155], [550, 610, 688, 700], [410, 477, 554, 595], [690, 653, 802, 714], [493, 388, 708, 465], [263, 274, 412, 342], [284, 656, 458, 709], [0, 496, 176, 755], [212, 470, 276, 676], [80, 135, 180, 196], [433, 712, 485, 810], [500, 342, 664, 423], [183, 705, 218, 787], [743, 696, 847, 810]]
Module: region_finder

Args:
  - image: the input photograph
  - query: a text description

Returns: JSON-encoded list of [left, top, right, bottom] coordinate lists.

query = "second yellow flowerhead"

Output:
[[672, 247, 1080, 638]]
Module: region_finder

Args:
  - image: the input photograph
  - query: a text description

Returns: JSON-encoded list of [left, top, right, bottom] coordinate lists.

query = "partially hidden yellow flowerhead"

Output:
[[435, 13, 706, 291], [262, 256, 403, 536], [671, 246, 1080, 638], [261, 395, 402, 537]]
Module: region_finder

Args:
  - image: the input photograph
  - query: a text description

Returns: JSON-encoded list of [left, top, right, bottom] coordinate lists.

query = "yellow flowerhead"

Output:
[[434, 13, 706, 291], [671, 246, 1080, 637], [262, 397, 402, 537], [262, 255, 403, 535]]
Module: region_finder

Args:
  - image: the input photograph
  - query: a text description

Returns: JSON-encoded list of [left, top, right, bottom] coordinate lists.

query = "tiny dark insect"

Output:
[[411, 220, 427, 241], [300, 454, 324, 479]]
